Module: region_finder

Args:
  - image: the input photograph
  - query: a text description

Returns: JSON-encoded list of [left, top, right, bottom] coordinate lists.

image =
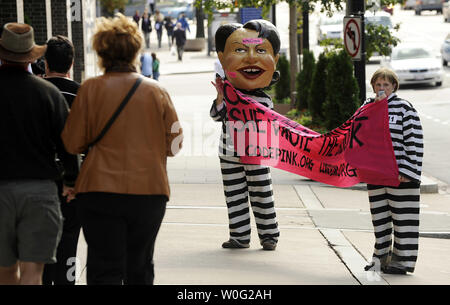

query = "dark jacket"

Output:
[[173, 28, 186, 46], [164, 17, 174, 35], [141, 17, 152, 33], [0, 65, 79, 185], [45, 77, 80, 108]]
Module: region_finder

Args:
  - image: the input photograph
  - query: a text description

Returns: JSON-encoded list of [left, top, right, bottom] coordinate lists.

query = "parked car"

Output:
[[365, 11, 394, 31], [403, 0, 417, 10], [441, 33, 450, 66], [444, 0, 450, 22], [158, 1, 194, 20], [414, 0, 443, 15], [382, 44, 444, 87], [316, 13, 344, 43]]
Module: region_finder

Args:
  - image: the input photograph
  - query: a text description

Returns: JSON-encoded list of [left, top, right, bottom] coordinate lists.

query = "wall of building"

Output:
[[71, 0, 84, 83], [23, 0, 47, 45], [0, 0, 85, 83], [0, 0, 19, 31]]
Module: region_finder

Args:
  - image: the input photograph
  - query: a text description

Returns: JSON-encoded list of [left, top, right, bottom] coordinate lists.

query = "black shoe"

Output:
[[364, 262, 376, 271], [261, 239, 277, 251], [381, 266, 407, 275], [222, 239, 249, 249]]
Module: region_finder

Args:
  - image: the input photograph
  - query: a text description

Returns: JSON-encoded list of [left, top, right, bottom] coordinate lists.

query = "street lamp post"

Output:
[[347, 0, 366, 103]]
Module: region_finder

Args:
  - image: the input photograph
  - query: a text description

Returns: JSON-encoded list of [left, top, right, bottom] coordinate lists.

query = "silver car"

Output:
[[441, 33, 450, 66], [383, 44, 444, 87], [316, 14, 344, 43]]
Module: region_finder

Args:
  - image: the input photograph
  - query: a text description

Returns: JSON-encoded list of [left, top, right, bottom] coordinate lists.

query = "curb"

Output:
[[419, 233, 450, 239], [304, 174, 439, 194]]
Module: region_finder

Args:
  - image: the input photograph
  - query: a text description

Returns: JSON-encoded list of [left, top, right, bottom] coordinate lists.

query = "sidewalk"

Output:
[[74, 42, 450, 285]]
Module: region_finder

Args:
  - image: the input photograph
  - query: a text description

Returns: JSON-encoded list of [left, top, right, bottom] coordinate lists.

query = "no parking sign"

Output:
[[343, 17, 362, 61]]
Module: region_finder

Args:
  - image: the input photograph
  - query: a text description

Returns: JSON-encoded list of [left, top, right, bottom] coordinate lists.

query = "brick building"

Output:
[[0, 0, 97, 83]]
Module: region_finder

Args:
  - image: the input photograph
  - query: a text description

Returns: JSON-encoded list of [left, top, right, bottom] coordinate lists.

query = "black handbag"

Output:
[[87, 77, 143, 151]]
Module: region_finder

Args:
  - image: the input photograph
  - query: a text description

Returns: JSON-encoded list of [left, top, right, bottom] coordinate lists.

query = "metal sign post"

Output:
[[346, 0, 366, 103], [344, 17, 362, 61]]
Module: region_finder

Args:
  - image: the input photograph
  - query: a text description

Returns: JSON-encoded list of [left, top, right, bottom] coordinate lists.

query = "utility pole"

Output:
[[272, 4, 276, 26], [302, 3, 309, 51], [347, 0, 366, 102]]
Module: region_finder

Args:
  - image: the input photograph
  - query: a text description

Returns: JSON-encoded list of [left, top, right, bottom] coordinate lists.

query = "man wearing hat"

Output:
[[0, 23, 79, 285]]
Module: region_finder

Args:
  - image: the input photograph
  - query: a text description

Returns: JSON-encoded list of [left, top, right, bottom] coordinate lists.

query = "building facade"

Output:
[[0, 0, 97, 83]]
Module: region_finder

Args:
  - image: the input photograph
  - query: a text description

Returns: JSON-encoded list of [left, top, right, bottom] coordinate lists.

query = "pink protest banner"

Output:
[[223, 81, 400, 187]]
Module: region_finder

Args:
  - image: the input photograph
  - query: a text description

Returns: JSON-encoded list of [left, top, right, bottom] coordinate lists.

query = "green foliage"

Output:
[[292, 111, 329, 134], [202, 0, 345, 17], [322, 50, 360, 131], [274, 55, 290, 103], [296, 49, 315, 111], [365, 23, 401, 61], [286, 108, 300, 118], [308, 52, 328, 122]]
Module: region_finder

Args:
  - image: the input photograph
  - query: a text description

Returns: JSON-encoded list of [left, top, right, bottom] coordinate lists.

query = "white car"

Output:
[[382, 44, 444, 87], [365, 11, 393, 32], [316, 14, 344, 43], [441, 33, 450, 66], [444, 1, 450, 22]]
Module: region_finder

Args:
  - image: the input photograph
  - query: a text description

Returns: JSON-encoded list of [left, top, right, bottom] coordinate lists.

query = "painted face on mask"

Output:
[[218, 28, 279, 91]]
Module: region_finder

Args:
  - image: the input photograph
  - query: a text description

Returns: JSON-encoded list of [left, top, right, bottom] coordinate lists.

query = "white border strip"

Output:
[[45, 0, 52, 40], [16, 0, 24, 23]]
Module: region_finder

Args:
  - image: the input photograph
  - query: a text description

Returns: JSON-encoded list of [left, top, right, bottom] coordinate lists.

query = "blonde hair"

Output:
[[370, 67, 400, 92], [92, 13, 143, 71]]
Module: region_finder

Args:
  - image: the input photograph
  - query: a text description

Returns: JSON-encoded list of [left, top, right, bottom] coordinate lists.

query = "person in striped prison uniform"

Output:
[[210, 20, 281, 251], [363, 68, 424, 275]]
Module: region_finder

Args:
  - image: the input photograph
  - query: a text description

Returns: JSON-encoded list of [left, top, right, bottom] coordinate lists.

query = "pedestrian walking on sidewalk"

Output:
[[61, 13, 183, 285], [133, 10, 140, 25], [164, 15, 175, 48], [363, 67, 423, 275], [0, 23, 79, 285], [154, 10, 164, 49], [177, 13, 190, 33], [42, 35, 81, 285], [151, 52, 160, 80], [210, 20, 281, 251], [141, 11, 152, 49], [173, 22, 186, 61]]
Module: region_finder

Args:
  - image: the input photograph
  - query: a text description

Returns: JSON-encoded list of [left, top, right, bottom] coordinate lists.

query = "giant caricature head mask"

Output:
[[215, 20, 280, 91]]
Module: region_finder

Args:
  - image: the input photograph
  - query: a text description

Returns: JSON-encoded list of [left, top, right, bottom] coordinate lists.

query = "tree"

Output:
[[195, 0, 206, 38], [365, 22, 400, 61], [308, 51, 328, 122], [322, 50, 360, 130], [296, 48, 315, 111], [289, 2, 299, 108], [274, 55, 290, 102]]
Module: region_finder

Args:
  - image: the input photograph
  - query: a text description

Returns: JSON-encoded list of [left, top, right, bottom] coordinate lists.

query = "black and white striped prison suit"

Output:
[[363, 94, 423, 273], [210, 90, 279, 246]]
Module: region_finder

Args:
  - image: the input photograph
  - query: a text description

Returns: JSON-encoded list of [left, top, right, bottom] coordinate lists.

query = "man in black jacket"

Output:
[[141, 11, 152, 49], [0, 23, 79, 285], [173, 22, 186, 61], [42, 35, 81, 285]]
